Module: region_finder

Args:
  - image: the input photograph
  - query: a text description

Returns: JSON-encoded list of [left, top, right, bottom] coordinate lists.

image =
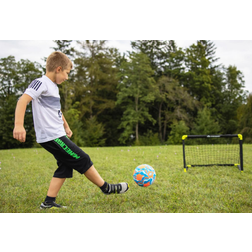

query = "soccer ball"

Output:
[[133, 164, 156, 187]]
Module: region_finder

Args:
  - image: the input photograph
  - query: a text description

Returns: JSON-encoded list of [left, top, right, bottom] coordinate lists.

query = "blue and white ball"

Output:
[[133, 164, 156, 187]]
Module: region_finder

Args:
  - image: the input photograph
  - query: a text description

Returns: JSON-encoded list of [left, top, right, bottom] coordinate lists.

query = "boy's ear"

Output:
[[55, 66, 62, 73]]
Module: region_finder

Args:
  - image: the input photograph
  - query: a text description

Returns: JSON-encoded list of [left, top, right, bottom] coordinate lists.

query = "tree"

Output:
[[198, 40, 220, 67], [0, 56, 21, 149], [63, 101, 84, 146], [74, 41, 119, 117], [116, 52, 157, 144], [191, 106, 220, 136], [183, 41, 213, 106], [131, 40, 187, 142], [155, 76, 198, 143], [131, 40, 185, 81], [163, 40, 185, 81], [131, 40, 169, 80], [52, 40, 75, 59], [73, 40, 121, 146], [218, 65, 248, 134], [167, 120, 190, 145], [0, 56, 17, 97], [237, 93, 252, 143], [82, 116, 106, 147]]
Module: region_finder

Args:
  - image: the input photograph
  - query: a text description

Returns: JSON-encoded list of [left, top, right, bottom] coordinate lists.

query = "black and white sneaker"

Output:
[[40, 201, 67, 209], [103, 182, 129, 195]]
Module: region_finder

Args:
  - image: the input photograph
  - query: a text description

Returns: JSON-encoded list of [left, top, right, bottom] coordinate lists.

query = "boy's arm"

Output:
[[62, 113, 73, 138], [13, 94, 33, 142]]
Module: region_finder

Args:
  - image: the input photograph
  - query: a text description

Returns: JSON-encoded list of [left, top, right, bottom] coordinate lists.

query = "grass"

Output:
[[1, 145, 252, 213]]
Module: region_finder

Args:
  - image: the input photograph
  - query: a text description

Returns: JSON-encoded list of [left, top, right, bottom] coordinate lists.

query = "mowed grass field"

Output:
[[1, 145, 252, 213]]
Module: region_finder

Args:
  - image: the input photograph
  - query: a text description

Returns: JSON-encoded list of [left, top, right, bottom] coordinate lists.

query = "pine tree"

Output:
[[219, 65, 248, 133], [163, 40, 185, 81], [117, 52, 157, 144], [73, 40, 121, 146], [52, 40, 75, 59], [191, 106, 220, 136], [184, 41, 213, 106], [131, 40, 186, 142], [167, 120, 189, 145], [74, 41, 118, 116], [131, 40, 169, 79], [155, 76, 198, 143]]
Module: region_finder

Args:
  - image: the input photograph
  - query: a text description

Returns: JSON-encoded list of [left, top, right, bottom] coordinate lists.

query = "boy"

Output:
[[13, 51, 129, 209]]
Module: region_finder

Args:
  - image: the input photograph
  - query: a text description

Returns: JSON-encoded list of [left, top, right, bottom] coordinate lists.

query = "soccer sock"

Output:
[[45, 196, 56, 203], [100, 182, 109, 193]]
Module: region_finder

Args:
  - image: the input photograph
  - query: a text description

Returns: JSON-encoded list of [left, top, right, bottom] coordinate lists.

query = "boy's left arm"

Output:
[[62, 113, 73, 138]]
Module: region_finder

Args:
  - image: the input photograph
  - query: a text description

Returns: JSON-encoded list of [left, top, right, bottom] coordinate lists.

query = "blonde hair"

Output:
[[46, 51, 73, 72]]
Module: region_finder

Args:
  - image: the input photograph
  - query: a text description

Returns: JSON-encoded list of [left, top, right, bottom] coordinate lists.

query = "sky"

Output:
[[0, 40, 251, 94]]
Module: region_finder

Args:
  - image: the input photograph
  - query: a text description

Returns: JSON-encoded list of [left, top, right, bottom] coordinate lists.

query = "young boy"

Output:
[[13, 51, 129, 209]]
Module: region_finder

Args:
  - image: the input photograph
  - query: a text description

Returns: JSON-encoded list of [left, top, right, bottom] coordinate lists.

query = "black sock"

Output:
[[45, 196, 56, 203], [100, 182, 109, 193]]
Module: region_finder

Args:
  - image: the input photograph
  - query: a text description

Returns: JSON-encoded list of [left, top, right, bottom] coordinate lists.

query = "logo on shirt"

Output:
[[58, 110, 62, 118]]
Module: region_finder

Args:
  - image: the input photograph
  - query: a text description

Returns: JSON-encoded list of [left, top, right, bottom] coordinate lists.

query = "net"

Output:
[[182, 134, 243, 172]]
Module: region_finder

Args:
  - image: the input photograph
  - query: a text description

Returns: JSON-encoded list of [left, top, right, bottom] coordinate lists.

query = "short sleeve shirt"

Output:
[[24, 75, 66, 143]]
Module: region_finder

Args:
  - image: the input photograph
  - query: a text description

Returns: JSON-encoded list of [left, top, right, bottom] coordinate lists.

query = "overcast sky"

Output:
[[0, 40, 251, 94]]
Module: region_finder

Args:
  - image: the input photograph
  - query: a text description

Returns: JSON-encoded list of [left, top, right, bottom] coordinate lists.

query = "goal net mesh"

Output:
[[183, 135, 242, 169]]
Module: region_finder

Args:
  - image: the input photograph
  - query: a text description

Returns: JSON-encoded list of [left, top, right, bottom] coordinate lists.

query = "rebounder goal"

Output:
[[182, 134, 243, 172]]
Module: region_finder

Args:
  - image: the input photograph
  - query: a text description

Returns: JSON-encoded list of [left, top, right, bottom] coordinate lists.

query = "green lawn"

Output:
[[0, 145, 252, 213]]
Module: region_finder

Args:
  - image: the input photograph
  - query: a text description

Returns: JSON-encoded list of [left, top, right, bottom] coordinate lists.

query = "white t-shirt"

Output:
[[24, 75, 66, 143]]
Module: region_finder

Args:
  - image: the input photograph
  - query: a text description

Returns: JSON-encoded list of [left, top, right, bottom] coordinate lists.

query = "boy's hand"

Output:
[[13, 125, 26, 142], [65, 127, 73, 138]]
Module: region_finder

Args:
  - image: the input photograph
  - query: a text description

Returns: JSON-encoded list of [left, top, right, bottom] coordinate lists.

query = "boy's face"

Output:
[[55, 67, 71, 85]]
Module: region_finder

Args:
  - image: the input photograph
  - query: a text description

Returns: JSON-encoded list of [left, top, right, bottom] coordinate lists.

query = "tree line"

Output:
[[0, 40, 251, 149]]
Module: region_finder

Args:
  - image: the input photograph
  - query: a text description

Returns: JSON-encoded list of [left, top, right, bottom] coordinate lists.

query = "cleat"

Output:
[[40, 201, 67, 209], [103, 182, 129, 195]]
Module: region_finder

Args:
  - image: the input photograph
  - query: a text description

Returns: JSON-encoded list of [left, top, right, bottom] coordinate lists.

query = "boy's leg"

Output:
[[84, 165, 104, 187], [84, 165, 129, 194], [40, 177, 67, 209], [47, 177, 66, 197]]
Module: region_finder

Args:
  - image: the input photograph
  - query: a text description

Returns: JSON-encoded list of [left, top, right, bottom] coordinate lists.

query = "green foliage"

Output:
[[82, 116, 106, 147], [218, 65, 248, 134], [183, 40, 216, 106], [64, 102, 85, 146], [117, 52, 157, 144], [73, 41, 119, 114], [155, 76, 198, 143], [137, 130, 161, 146], [191, 106, 220, 136], [0, 40, 250, 149], [167, 120, 190, 145], [237, 94, 252, 143], [52, 40, 75, 59]]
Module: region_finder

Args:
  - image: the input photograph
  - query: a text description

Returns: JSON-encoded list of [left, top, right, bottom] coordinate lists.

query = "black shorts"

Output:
[[40, 136, 93, 178]]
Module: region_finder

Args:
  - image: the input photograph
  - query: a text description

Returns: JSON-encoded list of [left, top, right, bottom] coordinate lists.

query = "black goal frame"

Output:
[[182, 134, 243, 172]]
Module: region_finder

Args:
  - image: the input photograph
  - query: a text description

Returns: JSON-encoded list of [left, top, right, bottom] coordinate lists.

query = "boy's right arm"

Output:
[[13, 94, 33, 142]]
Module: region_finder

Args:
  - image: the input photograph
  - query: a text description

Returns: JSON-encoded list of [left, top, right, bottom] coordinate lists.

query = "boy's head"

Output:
[[46, 51, 73, 85]]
